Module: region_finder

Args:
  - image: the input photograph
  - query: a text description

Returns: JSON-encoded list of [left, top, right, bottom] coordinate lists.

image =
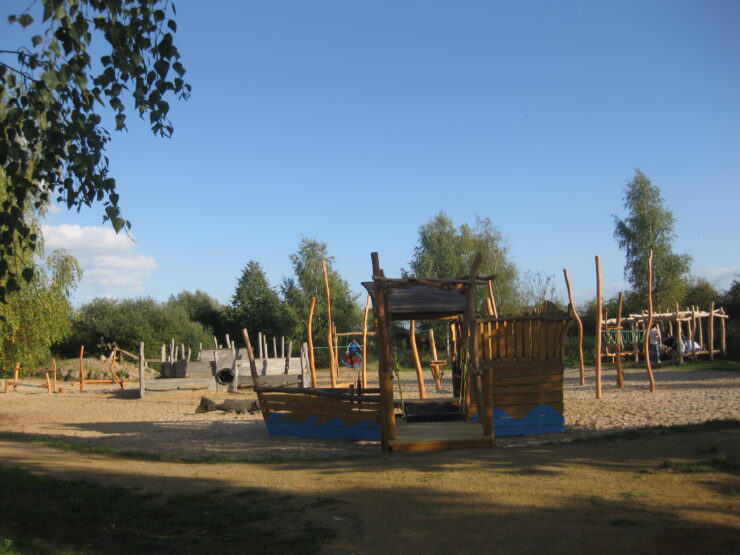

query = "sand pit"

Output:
[[1, 363, 739, 459]]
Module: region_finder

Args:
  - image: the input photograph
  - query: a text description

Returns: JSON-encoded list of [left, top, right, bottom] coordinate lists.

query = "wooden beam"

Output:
[[372, 252, 397, 449]]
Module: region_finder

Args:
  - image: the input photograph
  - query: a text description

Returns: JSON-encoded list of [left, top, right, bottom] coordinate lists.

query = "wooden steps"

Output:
[[388, 420, 493, 452]]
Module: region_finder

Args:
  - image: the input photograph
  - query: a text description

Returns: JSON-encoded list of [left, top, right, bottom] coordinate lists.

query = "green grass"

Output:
[[0, 431, 373, 464], [0, 464, 335, 554]]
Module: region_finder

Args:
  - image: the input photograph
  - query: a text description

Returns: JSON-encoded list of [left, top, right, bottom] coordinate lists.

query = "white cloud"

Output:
[[41, 224, 158, 297], [702, 266, 740, 286]]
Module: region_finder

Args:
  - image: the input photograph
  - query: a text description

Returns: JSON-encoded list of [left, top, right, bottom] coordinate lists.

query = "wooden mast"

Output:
[[371, 252, 397, 450], [464, 254, 490, 438], [563, 268, 585, 385]]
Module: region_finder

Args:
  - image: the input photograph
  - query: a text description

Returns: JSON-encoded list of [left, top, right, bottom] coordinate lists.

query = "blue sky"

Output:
[[9, 0, 740, 307]]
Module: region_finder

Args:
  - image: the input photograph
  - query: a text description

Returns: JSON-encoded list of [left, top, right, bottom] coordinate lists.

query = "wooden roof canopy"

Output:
[[361, 275, 495, 321]]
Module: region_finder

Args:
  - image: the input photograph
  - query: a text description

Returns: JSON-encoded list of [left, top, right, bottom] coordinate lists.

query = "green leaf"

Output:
[[32, 35, 44, 47], [42, 71, 60, 89], [167, 20, 177, 32], [22, 268, 34, 283], [112, 217, 126, 233], [18, 14, 33, 27]]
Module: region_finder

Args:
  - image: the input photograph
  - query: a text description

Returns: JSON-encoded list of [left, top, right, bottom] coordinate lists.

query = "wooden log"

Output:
[[691, 306, 698, 356], [281, 336, 285, 359], [615, 292, 625, 388], [428, 329, 444, 391], [696, 306, 704, 351], [409, 320, 426, 399], [79, 345, 86, 392], [258, 332, 263, 359], [138, 342, 146, 398], [595, 256, 603, 399], [371, 252, 397, 448], [307, 296, 317, 388], [644, 251, 656, 392], [362, 293, 371, 388], [720, 315, 726, 357], [171, 339, 176, 362], [323, 258, 337, 388], [465, 253, 489, 437], [272, 336, 277, 359]]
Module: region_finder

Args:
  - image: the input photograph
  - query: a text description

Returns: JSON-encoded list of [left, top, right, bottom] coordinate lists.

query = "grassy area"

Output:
[[0, 465, 335, 555]]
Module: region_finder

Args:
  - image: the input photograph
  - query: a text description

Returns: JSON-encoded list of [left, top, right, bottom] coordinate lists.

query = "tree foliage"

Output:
[[227, 261, 287, 340], [613, 170, 692, 310], [168, 289, 225, 338], [407, 211, 521, 313], [281, 238, 361, 343], [1, 249, 81, 374], [60, 296, 211, 359], [1, 0, 190, 301], [682, 277, 720, 310]]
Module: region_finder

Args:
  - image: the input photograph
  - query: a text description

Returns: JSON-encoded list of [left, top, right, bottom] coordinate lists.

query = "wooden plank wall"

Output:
[[480, 360, 564, 418], [258, 391, 382, 425], [476, 318, 569, 362]]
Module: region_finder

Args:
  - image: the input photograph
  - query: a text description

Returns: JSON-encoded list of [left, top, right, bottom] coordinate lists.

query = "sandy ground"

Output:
[[1, 363, 738, 459]]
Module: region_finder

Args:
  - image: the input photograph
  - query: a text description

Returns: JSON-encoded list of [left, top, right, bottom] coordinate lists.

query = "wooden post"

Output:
[[52, 358, 58, 393], [371, 252, 397, 449], [409, 320, 426, 399], [257, 332, 263, 359], [242, 329, 262, 388], [225, 334, 231, 353], [79, 345, 86, 392], [281, 336, 285, 358], [690, 306, 698, 356], [615, 292, 624, 388], [696, 306, 704, 351], [307, 296, 317, 387], [487, 279, 498, 318], [676, 303, 684, 365], [464, 254, 489, 437], [138, 342, 146, 398], [272, 336, 277, 359], [13, 364, 19, 392], [595, 256, 603, 399], [198, 342, 202, 361], [563, 268, 585, 386], [285, 341, 293, 374], [632, 323, 639, 363], [720, 313, 726, 357], [644, 251, 656, 392], [362, 293, 371, 388], [323, 258, 337, 388], [709, 302, 715, 360], [429, 329, 443, 391]]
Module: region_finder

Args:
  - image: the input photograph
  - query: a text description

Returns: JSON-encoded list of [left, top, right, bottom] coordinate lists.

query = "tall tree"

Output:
[[227, 261, 286, 340], [407, 211, 521, 313], [1, 248, 81, 374], [281, 238, 361, 342], [168, 290, 225, 337], [1, 0, 190, 300], [613, 170, 692, 309]]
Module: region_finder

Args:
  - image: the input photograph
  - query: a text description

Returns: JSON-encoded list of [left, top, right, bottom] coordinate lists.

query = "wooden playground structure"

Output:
[[253, 252, 572, 452]]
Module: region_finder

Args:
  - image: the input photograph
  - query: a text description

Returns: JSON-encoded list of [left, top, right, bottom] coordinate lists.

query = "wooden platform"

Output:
[[388, 420, 493, 452]]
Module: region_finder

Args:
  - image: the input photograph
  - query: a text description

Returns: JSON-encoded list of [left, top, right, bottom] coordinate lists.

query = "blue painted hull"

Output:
[[265, 413, 382, 441], [472, 404, 565, 437]]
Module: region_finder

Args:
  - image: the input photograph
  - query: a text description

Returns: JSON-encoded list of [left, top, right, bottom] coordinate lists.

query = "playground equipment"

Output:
[[72, 345, 129, 391], [142, 333, 309, 396], [3, 360, 57, 394], [253, 252, 572, 452]]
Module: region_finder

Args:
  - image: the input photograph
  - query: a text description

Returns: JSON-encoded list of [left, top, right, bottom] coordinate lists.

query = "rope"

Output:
[[602, 329, 645, 344]]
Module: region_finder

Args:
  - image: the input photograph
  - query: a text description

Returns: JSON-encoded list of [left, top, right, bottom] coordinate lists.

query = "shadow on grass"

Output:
[[0, 465, 337, 555]]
